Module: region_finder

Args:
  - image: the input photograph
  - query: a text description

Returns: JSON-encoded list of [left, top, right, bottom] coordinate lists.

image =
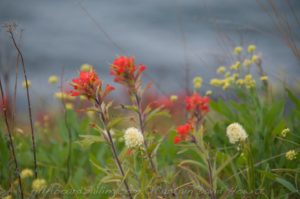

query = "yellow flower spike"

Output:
[[193, 76, 203, 89], [232, 73, 239, 80], [81, 64, 93, 72], [217, 66, 226, 74], [32, 178, 47, 192], [224, 72, 231, 78], [243, 59, 252, 67], [285, 150, 297, 161], [233, 46, 242, 55], [247, 44, 256, 53], [48, 75, 58, 84], [22, 80, 31, 89], [210, 78, 223, 87], [236, 79, 245, 86], [244, 74, 256, 89], [281, 128, 290, 137], [251, 55, 259, 63], [222, 81, 230, 90], [65, 103, 73, 110], [170, 95, 178, 102], [260, 76, 268, 81], [20, 168, 34, 179], [205, 90, 212, 96]]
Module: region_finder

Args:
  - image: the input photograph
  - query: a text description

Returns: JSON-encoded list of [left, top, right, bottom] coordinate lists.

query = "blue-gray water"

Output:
[[0, 0, 299, 101]]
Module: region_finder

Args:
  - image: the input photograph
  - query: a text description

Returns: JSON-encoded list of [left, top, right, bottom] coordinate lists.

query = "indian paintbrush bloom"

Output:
[[69, 68, 114, 101], [226, 123, 248, 144], [186, 93, 210, 113], [174, 123, 192, 144], [124, 127, 144, 148], [110, 56, 146, 91]]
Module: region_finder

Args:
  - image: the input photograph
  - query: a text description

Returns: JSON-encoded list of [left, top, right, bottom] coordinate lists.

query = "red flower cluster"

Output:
[[110, 56, 146, 85], [174, 123, 191, 144], [70, 69, 114, 100], [186, 93, 210, 113]]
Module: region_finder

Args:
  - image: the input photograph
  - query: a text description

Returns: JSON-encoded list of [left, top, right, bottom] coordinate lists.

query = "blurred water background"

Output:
[[0, 0, 299, 108]]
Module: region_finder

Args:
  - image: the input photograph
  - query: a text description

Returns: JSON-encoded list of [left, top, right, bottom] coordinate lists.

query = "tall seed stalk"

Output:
[[5, 24, 38, 179], [0, 78, 24, 199]]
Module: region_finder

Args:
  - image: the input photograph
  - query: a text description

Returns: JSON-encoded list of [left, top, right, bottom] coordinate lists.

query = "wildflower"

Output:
[[79, 95, 87, 101], [260, 76, 268, 81], [54, 92, 76, 101], [210, 78, 223, 87], [20, 168, 33, 179], [110, 56, 146, 87], [186, 93, 210, 113], [247, 44, 256, 53], [251, 55, 260, 64], [244, 74, 256, 89], [226, 123, 248, 144], [285, 150, 297, 161], [174, 123, 191, 144], [224, 72, 231, 78], [205, 90, 212, 96], [70, 69, 114, 100], [243, 59, 252, 68], [22, 80, 31, 89], [32, 178, 47, 192], [236, 79, 245, 86], [170, 95, 178, 102], [81, 64, 93, 72], [232, 73, 239, 80], [281, 128, 290, 137], [233, 46, 242, 55], [48, 75, 58, 84], [65, 103, 73, 110], [124, 127, 144, 148], [222, 80, 230, 90], [217, 66, 226, 74], [193, 76, 203, 89], [230, 61, 241, 70]]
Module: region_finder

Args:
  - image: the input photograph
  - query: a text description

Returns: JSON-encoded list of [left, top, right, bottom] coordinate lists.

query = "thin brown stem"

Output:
[[0, 79, 24, 199], [96, 100, 133, 199], [7, 28, 38, 179], [134, 93, 156, 172]]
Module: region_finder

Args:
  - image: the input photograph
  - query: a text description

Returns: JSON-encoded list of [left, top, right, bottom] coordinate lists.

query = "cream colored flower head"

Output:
[[20, 168, 34, 179], [32, 178, 47, 192], [226, 123, 248, 144], [48, 75, 58, 84], [124, 127, 144, 148], [281, 128, 290, 137], [285, 150, 297, 161]]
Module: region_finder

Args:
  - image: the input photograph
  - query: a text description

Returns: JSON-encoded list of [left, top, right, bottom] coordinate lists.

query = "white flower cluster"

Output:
[[124, 127, 144, 148], [226, 123, 248, 144]]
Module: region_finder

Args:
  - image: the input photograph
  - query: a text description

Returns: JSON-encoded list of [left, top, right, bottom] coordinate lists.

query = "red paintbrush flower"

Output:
[[110, 56, 146, 88], [185, 93, 210, 113], [174, 123, 191, 144], [70, 68, 114, 102]]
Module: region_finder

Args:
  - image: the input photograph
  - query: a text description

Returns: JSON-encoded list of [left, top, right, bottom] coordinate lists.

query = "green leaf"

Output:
[[76, 135, 104, 149], [275, 177, 298, 193], [285, 88, 300, 109]]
